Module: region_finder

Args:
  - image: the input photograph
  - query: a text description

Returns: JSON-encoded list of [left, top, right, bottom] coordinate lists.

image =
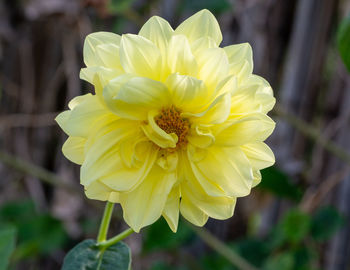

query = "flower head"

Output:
[[56, 9, 275, 232]]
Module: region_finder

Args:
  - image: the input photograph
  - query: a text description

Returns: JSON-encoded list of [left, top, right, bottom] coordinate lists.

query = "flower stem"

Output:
[[97, 201, 114, 243], [97, 228, 134, 248]]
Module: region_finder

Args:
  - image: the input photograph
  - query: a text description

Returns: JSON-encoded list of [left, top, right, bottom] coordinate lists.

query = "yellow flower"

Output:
[[56, 9, 275, 232]]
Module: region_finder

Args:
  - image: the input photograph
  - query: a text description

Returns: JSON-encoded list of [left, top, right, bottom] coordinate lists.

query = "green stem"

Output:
[[97, 228, 134, 248], [97, 202, 115, 243]]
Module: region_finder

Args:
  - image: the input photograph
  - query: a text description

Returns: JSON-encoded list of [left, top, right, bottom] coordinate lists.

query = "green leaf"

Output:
[[0, 226, 16, 270], [62, 239, 131, 270], [337, 14, 350, 72], [281, 209, 311, 244], [311, 206, 344, 242], [263, 253, 294, 270], [259, 167, 302, 201]]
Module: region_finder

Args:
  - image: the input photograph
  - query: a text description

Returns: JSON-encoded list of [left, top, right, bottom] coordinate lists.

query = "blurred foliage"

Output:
[[337, 14, 350, 72], [178, 0, 230, 15], [0, 226, 16, 270], [259, 167, 303, 201], [0, 200, 68, 265], [145, 206, 344, 270]]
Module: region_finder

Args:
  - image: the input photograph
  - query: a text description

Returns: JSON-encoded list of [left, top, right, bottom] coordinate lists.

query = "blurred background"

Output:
[[1, 0, 350, 269]]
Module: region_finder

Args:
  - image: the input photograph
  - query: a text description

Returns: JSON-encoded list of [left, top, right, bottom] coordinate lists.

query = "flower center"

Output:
[[155, 106, 189, 149]]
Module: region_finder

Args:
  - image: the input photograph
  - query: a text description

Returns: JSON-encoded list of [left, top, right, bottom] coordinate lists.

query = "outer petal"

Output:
[[85, 181, 119, 203], [191, 36, 217, 57], [95, 44, 123, 70], [190, 146, 254, 197], [180, 154, 237, 220], [241, 142, 275, 170], [224, 43, 253, 83], [62, 136, 86, 165], [166, 73, 209, 113], [80, 67, 122, 98], [83, 32, 121, 67], [139, 16, 174, 54], [104, 76, 170, 120], [215, 113, 275, 146], [162, 185, 180, 232], [196, 47, 229, 90], [119, 34, 161, 80], [180, 196, 209, 226], [55, 94, 114, 138], [167, 35, 198, 77], [120, 164, 177, 232], [175, 9, 222, 45]]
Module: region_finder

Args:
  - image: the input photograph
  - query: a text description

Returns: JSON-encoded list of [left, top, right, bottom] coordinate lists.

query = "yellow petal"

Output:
[[175, 9, 222, 45], [55, 94, 113, 137], [224, 43, 253, 82], [120, 164, 177, 232], [187, 125, 215, 148], [85, 181, 119, 203], [81, 121, 142, 188], [215, 113, 275, 146], [83, 32, 121, 67], [182, 180, 236, 220], [252, 169, 262, 188], [190, 146, 254, 197], [196, 47, 229, 90], [95, 43, 123, 70], [162, 185, 180, 232], [141, 110, 178, 148], [185, 92, 231, 124], [80, 67, 122, 98], [62, 136, 86, 165], [120, 34, 161, 80], [191, 36, 217, 57], [100, 142, 159, 192], [139, 16, 174, 54], [180, 195, 208, 226], [241, 142, 275, 170], [166, 73, 209, 112], [167, 35, 198, 77], [104, 76, 170, 120]]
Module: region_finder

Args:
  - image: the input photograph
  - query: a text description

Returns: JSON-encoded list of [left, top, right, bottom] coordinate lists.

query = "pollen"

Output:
[[155, 106, 190, 149]]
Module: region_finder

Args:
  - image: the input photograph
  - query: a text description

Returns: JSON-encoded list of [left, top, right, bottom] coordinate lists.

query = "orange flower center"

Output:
[[155, 106, 189, 149]]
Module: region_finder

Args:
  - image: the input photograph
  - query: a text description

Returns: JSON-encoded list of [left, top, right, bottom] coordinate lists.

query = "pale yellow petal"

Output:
[[191, 36, 217, 57], [139, 16, 174, 53], [180, 195, 209, 226], [224, 43, 253, 82], [85, 181, 119, 203], [241, 142, 275, 170], [185, 92, 231, 124], [187, 125, 215, 148], [55, 94, 114, 138], [95, 43, 123, 70], [120, 164, 177, 232], [162, 185, 180, 232], [141, 110, 178, 148], [196, 47, 229, 89], [175, 9, 222, 45], [83, 32, 121, 67], [119, 34, 161, 80], [80, 67, 122, 98], [167, 35, 198, 77], [190, 146, 254, 197], [166, 73, 209, 112], [104, 76, 170, 120], [215, 113, 275, 146], [62, 136, 86, 165]]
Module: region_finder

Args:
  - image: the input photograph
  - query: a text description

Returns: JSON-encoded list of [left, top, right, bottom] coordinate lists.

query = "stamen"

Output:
[[155, 106, 189, 149]]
